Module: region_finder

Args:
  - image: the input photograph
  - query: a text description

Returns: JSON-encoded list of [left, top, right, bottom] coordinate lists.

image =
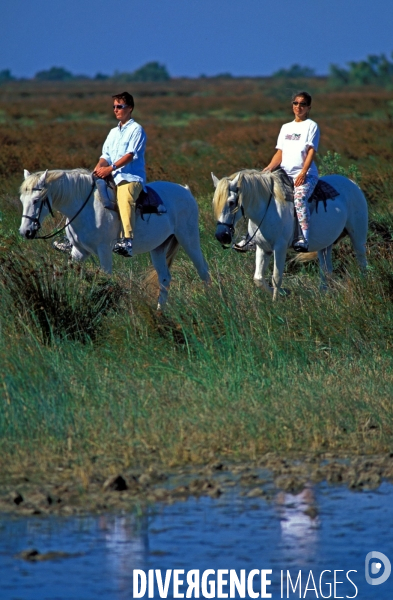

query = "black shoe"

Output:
[[292, 239, 309, 252], [112, 238, 133, 257], [52, 237, 72, 254], [232, 235, 255, 253]]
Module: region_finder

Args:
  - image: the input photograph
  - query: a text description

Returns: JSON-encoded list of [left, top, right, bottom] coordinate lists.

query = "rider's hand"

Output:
[[94, 165, 113, 179], [294, 171, 306, 187]]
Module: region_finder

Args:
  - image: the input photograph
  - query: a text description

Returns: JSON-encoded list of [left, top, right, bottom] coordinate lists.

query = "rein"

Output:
[[23, 177, 96, 240]]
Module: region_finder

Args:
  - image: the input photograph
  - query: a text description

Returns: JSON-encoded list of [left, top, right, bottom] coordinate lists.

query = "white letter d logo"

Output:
[[365, 551, 391, 586]]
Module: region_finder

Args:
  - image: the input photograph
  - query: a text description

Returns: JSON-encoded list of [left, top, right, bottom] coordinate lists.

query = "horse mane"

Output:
[[20, 168, 93, 203], [212, 169, 286, 220], [212, 177, 232, 220]]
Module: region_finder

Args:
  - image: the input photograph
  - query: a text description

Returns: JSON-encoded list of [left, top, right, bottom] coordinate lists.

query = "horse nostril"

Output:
[[215, 229, 232, 245]]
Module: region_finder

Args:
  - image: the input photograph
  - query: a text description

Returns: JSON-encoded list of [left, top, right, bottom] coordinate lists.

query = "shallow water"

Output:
[[1, 482, 393, 599]]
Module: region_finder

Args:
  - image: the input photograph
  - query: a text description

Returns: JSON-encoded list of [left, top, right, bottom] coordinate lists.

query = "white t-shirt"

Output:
[[276, 118, 320, 179]]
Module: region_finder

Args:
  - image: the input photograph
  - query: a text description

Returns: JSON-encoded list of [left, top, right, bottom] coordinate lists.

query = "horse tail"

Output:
[[293, 229, 349, 263], [293, 251, 318, 263], [164, 234, 180, 269], [143, 235, 180, 298]]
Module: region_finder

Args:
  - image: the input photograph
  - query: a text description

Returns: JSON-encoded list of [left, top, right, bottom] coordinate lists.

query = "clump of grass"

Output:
[[3, 240, 393, 475], [0, 251, 123, 343], [318, 150, 362, 183]]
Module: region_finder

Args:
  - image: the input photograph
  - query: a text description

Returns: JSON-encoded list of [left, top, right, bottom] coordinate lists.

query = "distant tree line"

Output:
[[329, 53, 393, 87], [0, 62, 171, 83], [2, 53, 393, 86], [272, 64, 316, 78], [272, 53, 393, 88]]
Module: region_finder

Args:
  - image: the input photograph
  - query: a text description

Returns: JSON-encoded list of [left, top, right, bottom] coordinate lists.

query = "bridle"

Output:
[[22, 176, 96, 240], [216, 186, 245, 249], [217, 184, 273, 249], [22, 186, 55, 233]]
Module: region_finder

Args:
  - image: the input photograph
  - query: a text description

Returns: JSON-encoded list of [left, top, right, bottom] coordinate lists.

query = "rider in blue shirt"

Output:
[[94, 91, 147, 257]]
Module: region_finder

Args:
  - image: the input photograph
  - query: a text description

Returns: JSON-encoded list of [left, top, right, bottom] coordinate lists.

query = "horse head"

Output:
[[19, 169, 53, 239], [212, 172, 242, 246]]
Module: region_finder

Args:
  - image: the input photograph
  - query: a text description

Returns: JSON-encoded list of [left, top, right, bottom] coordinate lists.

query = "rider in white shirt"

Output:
[[264, 91, 320, 252]]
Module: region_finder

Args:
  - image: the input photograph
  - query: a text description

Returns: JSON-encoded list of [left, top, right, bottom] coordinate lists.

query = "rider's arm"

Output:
[[93, 153, 134, 178], [263, 149, 282, 172], [294, 147, 316, 187], [93, 157, 110, 171]]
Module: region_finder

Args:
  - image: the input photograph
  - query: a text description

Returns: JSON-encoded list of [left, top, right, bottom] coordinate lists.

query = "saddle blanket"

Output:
[[95, 177, 166, 215], [275, 168, 340, 212], [136, 186, 167, 217]]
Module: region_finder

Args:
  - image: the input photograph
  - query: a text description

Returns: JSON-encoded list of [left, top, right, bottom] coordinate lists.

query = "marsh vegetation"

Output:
[[1, 78, 393, 488]]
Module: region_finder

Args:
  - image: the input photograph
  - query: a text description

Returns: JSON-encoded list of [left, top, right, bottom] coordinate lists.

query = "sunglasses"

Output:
[[113, 104, 129, 110], [292, 101, 308, 107]]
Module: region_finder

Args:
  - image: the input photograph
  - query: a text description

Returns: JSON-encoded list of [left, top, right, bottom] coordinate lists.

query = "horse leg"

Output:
[[272, 245, 287, 300], [70, 246, 90, 263], [96, 243, 113, 275], [150, 244, 172, 311], [318, 245, 333, 291], [175, 230, 210, 283], [347, 230, 368, 271], [344, 205, 368, 271], [253, 246, 273, 294]]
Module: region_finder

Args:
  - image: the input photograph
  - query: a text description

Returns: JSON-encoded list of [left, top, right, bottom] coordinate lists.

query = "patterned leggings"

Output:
[[294, 175, 318, 230]]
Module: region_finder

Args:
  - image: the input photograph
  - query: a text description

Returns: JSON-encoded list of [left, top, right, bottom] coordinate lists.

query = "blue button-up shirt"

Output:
[[101, 119, 147, 186]]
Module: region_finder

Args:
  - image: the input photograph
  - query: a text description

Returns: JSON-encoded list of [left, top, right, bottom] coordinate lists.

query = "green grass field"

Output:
[[1, 79, 393, 483]]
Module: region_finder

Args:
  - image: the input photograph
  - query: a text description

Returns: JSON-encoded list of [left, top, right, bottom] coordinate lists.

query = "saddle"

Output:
[[274, 168, 340, 213], [273, 168, 341, 248], [136, 186, 167, 218], [95, 176, 166, 216]]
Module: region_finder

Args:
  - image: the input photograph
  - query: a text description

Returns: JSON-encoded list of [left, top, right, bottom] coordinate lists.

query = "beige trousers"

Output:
[[116, 181, 143, 239]]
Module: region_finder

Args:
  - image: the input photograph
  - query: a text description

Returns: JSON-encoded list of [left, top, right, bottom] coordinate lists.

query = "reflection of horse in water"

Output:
[[275, 487, 319, 564], [99, 515, 149, 597]]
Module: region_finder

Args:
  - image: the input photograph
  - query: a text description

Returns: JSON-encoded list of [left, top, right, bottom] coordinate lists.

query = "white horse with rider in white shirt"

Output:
[[212, 169, 368, 299]]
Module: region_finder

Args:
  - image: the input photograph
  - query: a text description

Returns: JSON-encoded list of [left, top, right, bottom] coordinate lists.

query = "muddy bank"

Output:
[[1, 452, 393, 517]]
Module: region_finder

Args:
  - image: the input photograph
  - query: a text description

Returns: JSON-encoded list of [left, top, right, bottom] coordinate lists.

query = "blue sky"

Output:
[[2, 0, 392, 78]]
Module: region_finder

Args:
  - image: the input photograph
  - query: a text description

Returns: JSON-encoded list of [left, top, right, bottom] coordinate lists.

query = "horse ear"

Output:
[[37, 169, 48, 188], [211, 173, 220, 188], [24, 169, 31, 180], [229, 173, 240, 190]]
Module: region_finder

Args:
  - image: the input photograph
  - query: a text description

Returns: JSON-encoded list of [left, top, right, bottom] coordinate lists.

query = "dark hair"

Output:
[[291, 91, 312, 106], [112, 91, 134, 109]]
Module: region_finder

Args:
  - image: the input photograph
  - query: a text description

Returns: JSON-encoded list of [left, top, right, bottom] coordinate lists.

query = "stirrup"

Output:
[[52, 237, 73, 254], [232, 235, 255, 253]]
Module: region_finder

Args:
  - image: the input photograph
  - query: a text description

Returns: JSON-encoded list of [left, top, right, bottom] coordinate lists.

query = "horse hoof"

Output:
[[253, 279, 273, 294], [280, 288, 291, 297]]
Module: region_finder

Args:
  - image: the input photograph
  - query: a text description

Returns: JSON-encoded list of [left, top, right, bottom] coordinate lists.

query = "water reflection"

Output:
[[1, 483, 393, 599], [276, 486, 319, 565], [99, 515, 149, 598]]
